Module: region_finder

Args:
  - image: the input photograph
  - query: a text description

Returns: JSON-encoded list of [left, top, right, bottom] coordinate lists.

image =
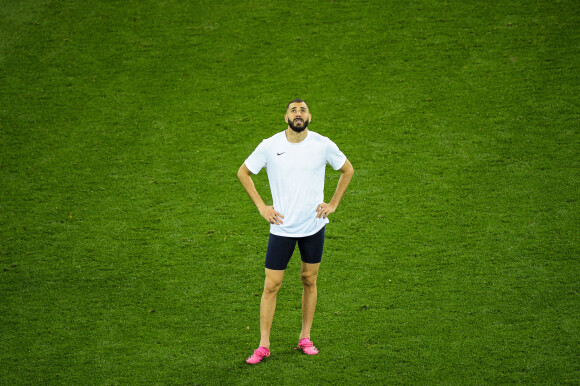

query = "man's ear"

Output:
[[284, 114, 289, 123], [308, 113, 312, 123]]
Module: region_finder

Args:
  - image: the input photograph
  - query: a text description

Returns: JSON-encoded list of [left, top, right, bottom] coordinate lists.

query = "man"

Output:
[[238, 98, 354, 364]]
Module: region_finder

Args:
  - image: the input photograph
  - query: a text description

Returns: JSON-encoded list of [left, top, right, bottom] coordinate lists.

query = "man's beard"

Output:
[[288, 118, 309, 133]]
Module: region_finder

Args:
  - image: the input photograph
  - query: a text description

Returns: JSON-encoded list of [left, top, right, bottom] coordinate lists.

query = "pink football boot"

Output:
[[246, 346, 270, 364], [296, 338, 319, 355]]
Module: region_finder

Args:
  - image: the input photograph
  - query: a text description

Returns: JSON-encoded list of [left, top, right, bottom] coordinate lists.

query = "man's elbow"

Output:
[[347, 163, 354, 176], [341, 160, 354, 177], [346, 168, 354, 179]]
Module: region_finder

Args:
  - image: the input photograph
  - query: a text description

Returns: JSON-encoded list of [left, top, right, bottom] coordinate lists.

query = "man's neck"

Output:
[[285, 128, 308, 143]]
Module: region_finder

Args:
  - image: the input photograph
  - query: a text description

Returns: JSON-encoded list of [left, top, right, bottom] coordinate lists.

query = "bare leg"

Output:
[[259, 268, 285, 348], [299, 262, 320, 340]]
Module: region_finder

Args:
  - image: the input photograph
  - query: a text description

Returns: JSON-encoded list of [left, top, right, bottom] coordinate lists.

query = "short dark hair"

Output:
[[286, 98, 309, 112]]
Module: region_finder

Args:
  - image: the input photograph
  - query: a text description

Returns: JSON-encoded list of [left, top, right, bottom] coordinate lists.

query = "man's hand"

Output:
[[316, 203, 337, 219], [259, 205, 285, 225]]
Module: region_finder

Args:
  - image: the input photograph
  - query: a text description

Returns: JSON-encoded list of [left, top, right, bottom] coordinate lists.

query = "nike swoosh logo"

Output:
[[277, 152, 286, 156]]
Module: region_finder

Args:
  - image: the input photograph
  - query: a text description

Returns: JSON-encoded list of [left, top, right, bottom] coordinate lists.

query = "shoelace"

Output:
[[254, 347, 269, 357]]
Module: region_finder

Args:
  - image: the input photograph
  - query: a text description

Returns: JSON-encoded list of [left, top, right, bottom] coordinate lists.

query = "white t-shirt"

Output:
[[245, 130, 347, 237]]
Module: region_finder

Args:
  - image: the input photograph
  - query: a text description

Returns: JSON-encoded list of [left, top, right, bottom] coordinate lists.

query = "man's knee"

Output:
[[264, 276, 283, 294], [301, 271, 318, 288]]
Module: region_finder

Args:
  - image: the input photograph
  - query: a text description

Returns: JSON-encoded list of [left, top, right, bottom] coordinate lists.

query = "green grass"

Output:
[[1, 0, 578, 384]]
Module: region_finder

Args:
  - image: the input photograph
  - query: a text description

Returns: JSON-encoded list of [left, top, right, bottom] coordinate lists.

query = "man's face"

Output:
[[285, 102, 311, 133]]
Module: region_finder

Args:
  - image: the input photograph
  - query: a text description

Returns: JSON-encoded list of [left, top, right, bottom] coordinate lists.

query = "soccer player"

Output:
[[238, 98, 354, 364]]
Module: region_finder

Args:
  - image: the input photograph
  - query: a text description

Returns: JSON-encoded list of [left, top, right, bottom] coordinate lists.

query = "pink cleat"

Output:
[[296, 338, 319, 355], [246, 346, 270, 364]]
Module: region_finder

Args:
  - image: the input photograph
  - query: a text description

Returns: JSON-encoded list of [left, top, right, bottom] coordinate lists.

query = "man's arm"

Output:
[[237, 163, 284, 225], [316, 158, 354, 219]]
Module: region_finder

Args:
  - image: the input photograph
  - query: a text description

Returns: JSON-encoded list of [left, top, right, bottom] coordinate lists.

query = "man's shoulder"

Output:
[[307, 131, 332, 144], [261, 131, 286, 144], [252, 131, 284, 151]]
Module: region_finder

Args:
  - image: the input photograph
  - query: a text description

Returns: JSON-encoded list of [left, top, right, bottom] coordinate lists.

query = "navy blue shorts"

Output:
[[265, 226, 325, 270]]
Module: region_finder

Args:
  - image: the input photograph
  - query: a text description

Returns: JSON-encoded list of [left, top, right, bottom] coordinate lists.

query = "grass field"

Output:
[[1, 0, 578, 384]]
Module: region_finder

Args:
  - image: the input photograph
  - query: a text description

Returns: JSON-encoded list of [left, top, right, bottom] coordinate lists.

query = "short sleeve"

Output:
[[244, 140, 268, 174], [326, 138, 347, 170]]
